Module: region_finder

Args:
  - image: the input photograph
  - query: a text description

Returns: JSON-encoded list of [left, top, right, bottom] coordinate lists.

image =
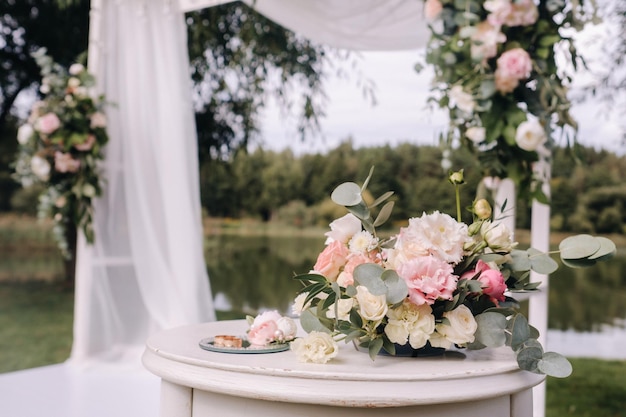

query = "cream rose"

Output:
[[326, 298, 354, 321], [449, 85, 475, 114], [481, 221, 516, 252], [355, 286, 387, 322], [515, 119, 547, 151], [291, 332, 338, 364], [431, 305, 478, 348], [17, 124, 34, 145], [465, 126, 485, 144], [30, 155, 51, 181]]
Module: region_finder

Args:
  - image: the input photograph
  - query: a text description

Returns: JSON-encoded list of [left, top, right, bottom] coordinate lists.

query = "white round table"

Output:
[[142, 320, 544, 416]]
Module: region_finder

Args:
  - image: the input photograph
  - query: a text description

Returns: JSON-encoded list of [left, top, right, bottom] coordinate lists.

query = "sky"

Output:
[[258, 39, 624, 156]]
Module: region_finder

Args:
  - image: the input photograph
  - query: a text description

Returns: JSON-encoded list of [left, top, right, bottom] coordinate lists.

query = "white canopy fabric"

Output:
[[72, 0, 429, 365]]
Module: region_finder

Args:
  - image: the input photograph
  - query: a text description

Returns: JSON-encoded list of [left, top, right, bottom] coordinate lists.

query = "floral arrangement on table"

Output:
[[421, 0, 593, 200], [13, 48, 109, 257], [290, 168, 615, 377]]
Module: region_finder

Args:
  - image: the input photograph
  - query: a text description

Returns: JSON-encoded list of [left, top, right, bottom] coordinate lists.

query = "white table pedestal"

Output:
[[143, 320, 545, 417]]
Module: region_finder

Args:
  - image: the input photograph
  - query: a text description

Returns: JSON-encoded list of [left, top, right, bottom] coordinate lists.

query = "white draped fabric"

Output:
[[72, 0, 430, 364]]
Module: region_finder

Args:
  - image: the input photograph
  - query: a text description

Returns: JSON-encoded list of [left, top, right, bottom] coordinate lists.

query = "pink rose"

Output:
[[495, 70, 520, 93], [313, 240, 349, 282], [247, 320, 278, 346], [424, 0, 443, 20], [74, 134, 96, 151], [461, 260, 507, 303], [54, 151, 81, 173], [496, 48, 532, 80], [397, 256, 458, 306], [36, 113, 61, 135]]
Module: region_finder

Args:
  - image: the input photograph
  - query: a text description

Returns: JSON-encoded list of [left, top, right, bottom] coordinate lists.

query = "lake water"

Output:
[[2, 234, 625, 359]]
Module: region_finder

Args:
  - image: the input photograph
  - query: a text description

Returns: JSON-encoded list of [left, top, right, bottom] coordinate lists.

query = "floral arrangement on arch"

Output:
[[13, 48, 108, 257], [421, 0, 592, 200], [290, 168, 615, 376]]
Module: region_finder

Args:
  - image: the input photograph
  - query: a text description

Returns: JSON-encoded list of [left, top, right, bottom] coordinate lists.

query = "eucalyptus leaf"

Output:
[[509, 250, 532, 272], [370, 191, 394, 208], [561, 257, 597, 269], [381, 270, 408, 304], [516, 344, 543, 372], [588, 237, 616, 261], [537, 352, 573, 378], [527, 248, 558, 274], [353, 264, 387, 295], [347, 202, 370, 221], [373, 201, 394, 227], [361, 166, 375, 192], [509, 314, 530, 349], [474, 312, 507, 347], [331, 182, 362, 206], [559, 234, 601, 260], [300, 309, 331, 334]]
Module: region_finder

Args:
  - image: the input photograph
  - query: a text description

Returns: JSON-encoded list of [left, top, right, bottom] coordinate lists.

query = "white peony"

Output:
[[430, 305, 477, 349], [324, 213, 362, 245], [17, 124, 34, 145], [291, 331, 338, 364], [515, 119, 547, 151], [393, 211, 469, 265], [30, 155, 51, 181], [276, 316, 298, 341], [355, 286, 388, 322]]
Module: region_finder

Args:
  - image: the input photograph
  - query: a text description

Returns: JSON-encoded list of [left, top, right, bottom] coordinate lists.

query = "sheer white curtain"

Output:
[[71, 0, 215, 365], [75, 0, 430, 365]]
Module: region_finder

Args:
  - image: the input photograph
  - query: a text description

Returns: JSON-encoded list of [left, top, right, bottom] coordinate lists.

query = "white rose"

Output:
[[450, 85, 475, 114], [326, 298, 354, 321], [481, 220, 516, 252], [30, 155, 51, 181], [17, 124, 34, 145], [276, 316, 297, 341], [324, 213, 362, 244], [67, 77, 81, 88], [69, 63, 85, 75], [515, 119, 547, 151], [355, 286, 388, 322], [290, 331, 338, 364], [434, 305, 478, 347], [465, 126, 485, 143]]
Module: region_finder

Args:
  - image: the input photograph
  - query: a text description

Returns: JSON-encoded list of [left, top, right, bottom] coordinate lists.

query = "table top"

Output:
[[143, 319, 545, 407]]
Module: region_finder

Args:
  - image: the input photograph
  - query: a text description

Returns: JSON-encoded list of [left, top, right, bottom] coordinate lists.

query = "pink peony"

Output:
[[74, 134, 96, 151], [496, 48, 532, 80], [424, 0, 443, 20], [313, 240, 350, 282], [397, 256, 458, 306], [247, 320, 278, 346], [461, 260, 507, 303], [36, 113, 61, 135], [54, 151, 81, 173]]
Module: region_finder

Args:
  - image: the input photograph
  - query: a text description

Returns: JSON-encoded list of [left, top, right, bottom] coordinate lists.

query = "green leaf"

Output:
[[381, 270, 408, 304], [537, 352, 573, 378], [559, 234, 601, 260], [346, 202, 370, 221], [373, 201, 394, 227], [331, 182, 362, 206], [527, 248, 558, 274], [368, 337, 384, 361], [300, 309, 331, 334], [475, 312, 507, 347], [382, 336, 396, 355], [293, 273, 327, 283], [561, 258, 597, 269], [353, 264, 387, 295], [361, 166, 375, 192]]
